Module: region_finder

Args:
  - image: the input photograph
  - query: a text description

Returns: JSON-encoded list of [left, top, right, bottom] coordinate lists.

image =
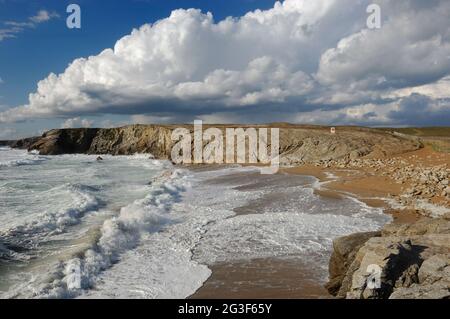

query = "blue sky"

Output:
[[0, 0, 275, 107], [1, 0, 450, 139]]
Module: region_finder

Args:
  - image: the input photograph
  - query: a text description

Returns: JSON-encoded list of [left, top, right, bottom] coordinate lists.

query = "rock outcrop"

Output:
[[28, 125, 175, 158], [277, 127, 422, 164], [327, 214, 450, 299], [0, 137, 40, 149], [26, 125, 422, 164], [29, 129, 99, 155]]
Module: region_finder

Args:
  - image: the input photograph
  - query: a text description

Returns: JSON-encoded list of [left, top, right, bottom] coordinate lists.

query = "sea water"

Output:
[[0, 147, 391, 299]]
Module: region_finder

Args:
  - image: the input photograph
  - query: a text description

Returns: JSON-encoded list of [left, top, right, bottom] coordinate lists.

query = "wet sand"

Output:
[[283, 164, 423, 224], [191, 258, 331, 299]]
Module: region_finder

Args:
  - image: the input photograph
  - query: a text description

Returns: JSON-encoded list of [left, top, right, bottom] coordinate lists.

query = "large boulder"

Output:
[[327, 216, 450, 299], [345, 238, 423, 299], [325, 231, 381, 297]]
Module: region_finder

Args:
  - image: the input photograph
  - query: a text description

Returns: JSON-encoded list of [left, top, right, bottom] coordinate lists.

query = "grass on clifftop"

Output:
[[376, 127, 450, 153]]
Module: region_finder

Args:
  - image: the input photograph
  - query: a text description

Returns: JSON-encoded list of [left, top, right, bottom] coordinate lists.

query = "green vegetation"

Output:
[[376, 127, 450, 137]]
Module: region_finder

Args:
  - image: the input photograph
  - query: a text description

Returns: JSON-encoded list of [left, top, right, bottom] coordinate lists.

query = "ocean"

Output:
[[0, 147, 391, 298]]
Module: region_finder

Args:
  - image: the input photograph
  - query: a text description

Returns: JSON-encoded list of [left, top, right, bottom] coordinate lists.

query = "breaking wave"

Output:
[[0, 183, 99, 253], [17, 169, 190, 299]]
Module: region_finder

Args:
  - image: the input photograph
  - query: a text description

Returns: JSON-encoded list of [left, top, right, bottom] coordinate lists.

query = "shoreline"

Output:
[[282, 164, 422, 225], [284, 147, 449, 298], [190, 146, 449, 299], [190, 164, 396, 299]]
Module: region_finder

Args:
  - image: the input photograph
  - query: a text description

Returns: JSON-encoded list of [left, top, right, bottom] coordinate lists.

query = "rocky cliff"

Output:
[[27, 125, 175, 158], [25, 124, 423, 164], [326, 214, 450, 299]]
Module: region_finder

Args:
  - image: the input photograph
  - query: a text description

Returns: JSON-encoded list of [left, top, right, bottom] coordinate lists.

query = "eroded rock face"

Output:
[[28, 125, 175, 157], [278, 127, 422, 165], [89, 125, 174, 157], [29, 129, 99, 155], [389, 253, 450, 299], [325, 231, 381, 297], [27, 125, 422, 164], [327, 215, 450, 299], [345, 238, 423, 299]]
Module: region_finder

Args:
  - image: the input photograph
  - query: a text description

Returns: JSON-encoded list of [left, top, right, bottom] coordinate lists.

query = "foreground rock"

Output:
[[25, 125, 422, 165], [327, 214, 450, 299]]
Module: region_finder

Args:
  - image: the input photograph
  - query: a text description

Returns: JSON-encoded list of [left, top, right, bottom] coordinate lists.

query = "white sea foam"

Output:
[[184, 169, 390, 281], [0, 151, 47, 167], [1, 183, 99, 241], [78, 166, 390, 298], [193, 212, 384, 273], [31, 169, 190, 298], [385, 196, 450, 218], [0, 149, 177, 298], [416, 199, 450, 217]]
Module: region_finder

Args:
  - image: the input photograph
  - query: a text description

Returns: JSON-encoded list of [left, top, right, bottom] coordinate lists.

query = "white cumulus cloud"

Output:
[[61, 117, 94, 129], [1, 0, 450, 126]]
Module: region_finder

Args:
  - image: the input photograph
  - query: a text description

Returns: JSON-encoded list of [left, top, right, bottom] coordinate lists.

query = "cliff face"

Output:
[[89, 125, 174, 158], [28, 125, 175, 158], [277, 127, 422, 164], [29, 129, 99, 155], [26, 125, 423, 164]]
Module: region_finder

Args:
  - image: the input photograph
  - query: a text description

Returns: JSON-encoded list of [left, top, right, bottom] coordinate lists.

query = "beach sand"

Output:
[[191, 258, 330, 299]]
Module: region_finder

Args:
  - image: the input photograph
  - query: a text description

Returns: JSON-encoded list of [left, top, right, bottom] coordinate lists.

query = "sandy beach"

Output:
[[192, 258, 330, 299]]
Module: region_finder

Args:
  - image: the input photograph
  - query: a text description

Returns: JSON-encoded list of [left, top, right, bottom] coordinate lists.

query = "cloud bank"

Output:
[[1, 0, 450, 126]]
